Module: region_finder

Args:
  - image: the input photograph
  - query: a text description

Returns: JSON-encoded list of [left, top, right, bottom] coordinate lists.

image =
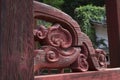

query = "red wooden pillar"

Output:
[[0, 0, 34, 80], [106, 0, 120, 67]]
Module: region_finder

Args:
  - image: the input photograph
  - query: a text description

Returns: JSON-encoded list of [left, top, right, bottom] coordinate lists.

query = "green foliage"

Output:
[[37, 20, 52, 28], [61, 0, 105, 18], [38, 0, 105, 18], [36, 0, 105, 47], [75, 5, 105, 47]]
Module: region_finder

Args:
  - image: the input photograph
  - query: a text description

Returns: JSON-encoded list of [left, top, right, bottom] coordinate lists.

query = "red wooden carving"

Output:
[[33, 1, 107, 74]]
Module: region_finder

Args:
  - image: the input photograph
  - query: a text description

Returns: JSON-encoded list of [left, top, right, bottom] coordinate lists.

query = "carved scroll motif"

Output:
[[34, 24, 72, 48], [70, 44, 89, 72], [95, 49, 107, 68], [34, 46, 81, 72], [34, 25, 48, 40], [47, 24, 72, 48], [34, 2, 107, 75], [34, 24, 82, 72], [42, 46, 60, 63], [33, 24, 107, 73]]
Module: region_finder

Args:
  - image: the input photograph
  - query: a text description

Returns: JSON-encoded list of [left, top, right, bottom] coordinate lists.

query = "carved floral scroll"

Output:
[[34, 24, 84, 72], [33, 24, 107, 74], [33, 1, 107, 75]]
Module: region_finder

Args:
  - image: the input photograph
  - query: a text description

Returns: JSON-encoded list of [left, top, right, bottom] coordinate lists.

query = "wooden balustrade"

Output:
[[0, 0, 120, 80]]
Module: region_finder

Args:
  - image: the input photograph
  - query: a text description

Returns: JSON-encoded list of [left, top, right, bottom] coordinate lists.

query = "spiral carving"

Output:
[[33, 25, 48, 39], [47, 24, 72, 48], [71, 53, 89, 72], [42, 46, 59, 63], [95, 49, 107, 68], [78, 54, 89, 72]]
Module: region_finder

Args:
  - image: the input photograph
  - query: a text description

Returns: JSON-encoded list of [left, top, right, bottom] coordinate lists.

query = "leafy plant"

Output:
[[36, 19, 52, 28], [61, 0, 105, 18], [38, 0, 105, 19], [75, 5, 105, 47]]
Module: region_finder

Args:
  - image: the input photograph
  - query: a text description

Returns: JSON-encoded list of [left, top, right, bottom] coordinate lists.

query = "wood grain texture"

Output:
[[35, 68, 120, 80], [106, 0, 120, 67], [0, 0, 34, 80]]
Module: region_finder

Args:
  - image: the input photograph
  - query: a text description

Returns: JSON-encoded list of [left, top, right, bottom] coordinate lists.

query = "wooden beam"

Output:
[[35, 68, 120, 80], [0, 0, 34, 80], [106, 0, 120, 67]]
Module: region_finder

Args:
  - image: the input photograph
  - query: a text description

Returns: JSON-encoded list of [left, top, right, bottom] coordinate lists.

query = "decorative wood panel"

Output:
[[0, 0, 120, 80], [33, 1, 107, 75]]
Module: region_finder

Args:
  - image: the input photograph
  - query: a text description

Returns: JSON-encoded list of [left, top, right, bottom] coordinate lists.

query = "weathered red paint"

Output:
[[0, 0, 33, 80], [33, 1, 107, 75], [2, 0, 120, 80], [33, 24, 87, 73], [34, 68, 120, 80]]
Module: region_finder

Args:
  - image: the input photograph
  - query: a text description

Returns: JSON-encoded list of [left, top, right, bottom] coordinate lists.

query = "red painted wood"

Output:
[[0, 0, 34, 80], [106, 0, 120, 67], [0, 0, 120, 80], [33, 2, 108, 73], [35, 68, 120, 80], [33, 1, 81, 46]]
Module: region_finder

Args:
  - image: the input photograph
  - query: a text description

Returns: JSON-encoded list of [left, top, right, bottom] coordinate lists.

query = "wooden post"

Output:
[[106, 0, 120, 67], [0, 0, 34, 80]]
